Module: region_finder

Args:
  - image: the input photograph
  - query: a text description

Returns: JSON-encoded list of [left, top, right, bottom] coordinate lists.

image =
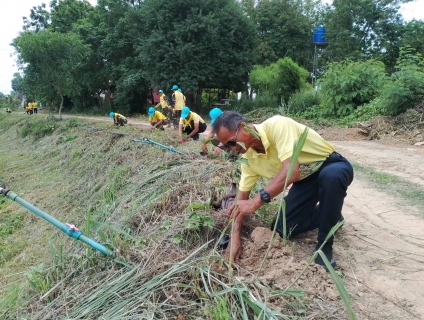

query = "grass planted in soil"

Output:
[[0, 113, 355, 319]]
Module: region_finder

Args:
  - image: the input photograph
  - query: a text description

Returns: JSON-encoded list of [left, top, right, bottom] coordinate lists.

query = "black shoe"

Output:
[[315, 243, 336, 271], [192, 134, 199, 141]]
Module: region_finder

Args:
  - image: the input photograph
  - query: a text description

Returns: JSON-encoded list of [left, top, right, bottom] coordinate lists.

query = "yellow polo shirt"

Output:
[[179, 112, 205, 125], [239, 116, 335, 192], [149, 111, 167, 122], [173, 91, 185, 111]]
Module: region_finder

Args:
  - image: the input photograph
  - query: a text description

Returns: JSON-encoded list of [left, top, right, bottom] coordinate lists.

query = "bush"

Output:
[[20, 116, 56, 140], [232, 95, 276, 114], [288, 88, 321, 115], [250, 57, 309, 104], [319, 59, 386, 117], [376, 47, 424, 116]]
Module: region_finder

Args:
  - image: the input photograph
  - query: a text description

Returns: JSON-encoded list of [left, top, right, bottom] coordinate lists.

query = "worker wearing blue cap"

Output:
[[178, 106, 207, 143], [148, 107, 168, 130], [109, 111, 128, 126], [171, 85, 184, 118], [155, 89, 172, 126], [201, 108, 229, 156]]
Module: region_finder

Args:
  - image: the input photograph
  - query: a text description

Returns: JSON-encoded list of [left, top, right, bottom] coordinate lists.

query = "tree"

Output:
[[322, 0, 406, 69], [13, 30, 90, 118], [50, 0, 94, 33], [253, 0, 317, 69], [400, 20, 424, 58], [139, 0, 257, 109], [22, 3, 51, 32]]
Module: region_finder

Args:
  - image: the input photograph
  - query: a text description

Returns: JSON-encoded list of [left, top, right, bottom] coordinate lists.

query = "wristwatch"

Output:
[[259, 189, 271, 203]]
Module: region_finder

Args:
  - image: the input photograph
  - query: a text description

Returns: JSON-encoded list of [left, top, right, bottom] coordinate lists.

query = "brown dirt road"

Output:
[[66, 114, 424, 318]]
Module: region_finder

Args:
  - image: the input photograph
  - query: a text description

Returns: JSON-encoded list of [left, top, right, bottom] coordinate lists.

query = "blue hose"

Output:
[[133, 138, 188, 156], [0, 181, 113, 256]]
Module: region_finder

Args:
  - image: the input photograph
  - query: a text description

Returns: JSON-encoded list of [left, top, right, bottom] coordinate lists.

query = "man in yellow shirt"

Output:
[[212, 111, 353, 270], [178, 106, 207, 143], [171, 85, 184, 118], [33, 102, 38, 114], [148, 107, 168, 130], [109, 112, 128, 126]]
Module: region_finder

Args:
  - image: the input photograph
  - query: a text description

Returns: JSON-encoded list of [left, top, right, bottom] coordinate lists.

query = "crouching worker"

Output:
[[148, 107, 168, 130], [178, 106, 207, 143], [201, 108, 230, 156], [213, 111, 354, 270], [110, 112, 128, 126]]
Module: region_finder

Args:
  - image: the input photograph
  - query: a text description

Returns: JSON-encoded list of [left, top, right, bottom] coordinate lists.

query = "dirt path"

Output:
[[330, 141, 424, 319], [68, 114, 424, 318]]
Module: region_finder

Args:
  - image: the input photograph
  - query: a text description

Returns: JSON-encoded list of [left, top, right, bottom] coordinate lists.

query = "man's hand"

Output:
[[213, 147, 222, 156], [225, 237, 241, 263], [228, 199, 261, 221], [178, 137, 188, 143], [201, 143, 209, 155]]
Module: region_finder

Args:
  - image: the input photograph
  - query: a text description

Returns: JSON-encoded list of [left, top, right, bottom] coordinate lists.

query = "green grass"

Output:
[[352, 162, 424, 212], [0, 112, 357, 319]]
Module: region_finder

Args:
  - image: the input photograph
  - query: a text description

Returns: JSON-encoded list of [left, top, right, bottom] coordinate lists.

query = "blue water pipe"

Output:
[[0, 180, 113, 256], [133, 137, 188, 156]]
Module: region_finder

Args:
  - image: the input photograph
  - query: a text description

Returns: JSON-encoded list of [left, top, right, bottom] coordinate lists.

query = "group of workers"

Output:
[[109, 85, 354, 271], [25, 102, 38, 115]]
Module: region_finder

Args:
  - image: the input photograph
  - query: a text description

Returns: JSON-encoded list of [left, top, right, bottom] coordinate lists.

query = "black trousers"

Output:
[[183, 122, 207, 139], [273, 152, 354, 246]]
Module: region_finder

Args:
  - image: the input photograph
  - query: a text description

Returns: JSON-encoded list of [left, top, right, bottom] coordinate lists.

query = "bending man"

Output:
[[178, 106, 207, 143], [148, 107, 168, 130], [212, 111, 354, 270]]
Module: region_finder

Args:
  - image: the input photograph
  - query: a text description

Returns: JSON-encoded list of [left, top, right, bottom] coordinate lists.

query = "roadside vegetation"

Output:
[[0, 113, 356, 319]]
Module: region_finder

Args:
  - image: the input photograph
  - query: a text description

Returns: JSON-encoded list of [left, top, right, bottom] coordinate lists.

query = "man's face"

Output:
[[216, 124, 250, 154]]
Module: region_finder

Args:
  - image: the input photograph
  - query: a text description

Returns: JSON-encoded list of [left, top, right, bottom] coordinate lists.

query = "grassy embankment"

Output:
[[0, 112, 357, 319], [0, 112, 284, 318]]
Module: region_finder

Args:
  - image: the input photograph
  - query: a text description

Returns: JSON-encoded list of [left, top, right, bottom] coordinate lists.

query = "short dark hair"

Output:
[[212, 111, 247, 133]]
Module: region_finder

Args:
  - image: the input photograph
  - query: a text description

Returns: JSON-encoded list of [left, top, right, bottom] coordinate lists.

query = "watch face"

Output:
[[260, 190, 270, 202]]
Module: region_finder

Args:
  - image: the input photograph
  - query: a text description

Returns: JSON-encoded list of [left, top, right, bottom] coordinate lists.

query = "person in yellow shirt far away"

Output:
[[212, 111, 354, 271], [178, 106, 207, 143], [25, 103, 33, 115], [171, 85, 184, 118], [32, 102, 38, 114], [148, 107, 168, 131], [109, 112, 128, 126], [155, 90, 171, 125]]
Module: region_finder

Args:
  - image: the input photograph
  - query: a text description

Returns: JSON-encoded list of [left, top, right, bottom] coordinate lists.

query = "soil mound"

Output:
[[238, 227, 339, 301]]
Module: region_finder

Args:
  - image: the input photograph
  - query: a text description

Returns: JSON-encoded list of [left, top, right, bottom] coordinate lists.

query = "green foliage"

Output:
[[375, 46, 424, 116], [19, 117, 57, 140], [0, 212, 24, 237], [319, 59, 386, 117], [253, 0, 319, 68], [139, 0, 257, 99], [250, 57, 310, 104], [322, 0, 405, 70], [232, 95, 276, 114], [288, 88, 321, 115], [13, 30, 90, 118]]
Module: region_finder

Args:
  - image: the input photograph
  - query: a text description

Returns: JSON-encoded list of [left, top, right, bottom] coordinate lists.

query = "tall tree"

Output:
[[253, 0, 317, 69], [322, 0, 406, 69], [139, 0, 257, 108], [13, 30, 90, 118]]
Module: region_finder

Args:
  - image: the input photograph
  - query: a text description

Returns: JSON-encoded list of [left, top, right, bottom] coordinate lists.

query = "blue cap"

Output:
[[172, 85, 178, 90], [209, 108, 223, 125], [181, 106, 190, 119], [159, 89, 163, 93], [109, 112, 114, 119], [178, 88, 182, 92], [148, 107, 155, 117]]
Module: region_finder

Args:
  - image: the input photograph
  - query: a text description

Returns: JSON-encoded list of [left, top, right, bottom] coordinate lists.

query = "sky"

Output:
[[0, 0, 423, 95]]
